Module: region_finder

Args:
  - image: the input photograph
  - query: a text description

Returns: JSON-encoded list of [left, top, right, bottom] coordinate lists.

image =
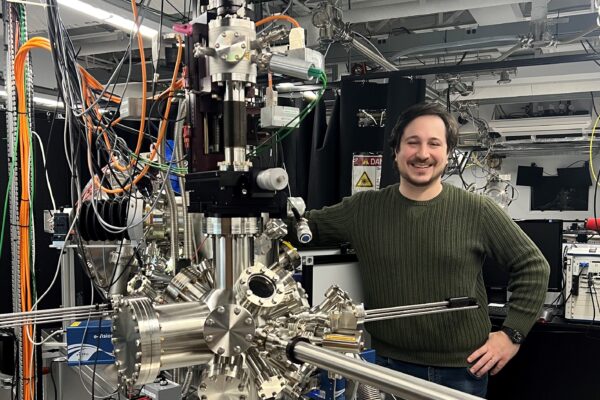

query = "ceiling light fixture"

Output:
[[56, 0, 158, 38]]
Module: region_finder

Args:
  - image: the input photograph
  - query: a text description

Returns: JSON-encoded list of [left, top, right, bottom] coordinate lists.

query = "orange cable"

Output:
[[96, 34, 183, 194], [255, 14, 300, 28], [14, 36, 52, 400]]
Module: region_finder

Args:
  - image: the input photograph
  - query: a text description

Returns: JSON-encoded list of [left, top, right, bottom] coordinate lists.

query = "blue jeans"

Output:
[[376, 356, 488, 398]]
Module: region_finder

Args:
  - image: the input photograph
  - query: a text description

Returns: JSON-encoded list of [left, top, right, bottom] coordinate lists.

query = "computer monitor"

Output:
[[482, 219, 563, 301]]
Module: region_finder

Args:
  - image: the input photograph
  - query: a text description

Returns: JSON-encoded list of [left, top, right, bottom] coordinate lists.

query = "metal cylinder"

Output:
[[269, 54, 315, 80], [290, 342, 482, 400], [207, 217, 259, 290], [155, 302, 214, 368], [112, 297, 213, 388]]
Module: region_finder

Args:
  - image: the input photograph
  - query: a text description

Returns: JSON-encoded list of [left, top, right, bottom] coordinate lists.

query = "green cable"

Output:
[[250, 70, 328, 157]]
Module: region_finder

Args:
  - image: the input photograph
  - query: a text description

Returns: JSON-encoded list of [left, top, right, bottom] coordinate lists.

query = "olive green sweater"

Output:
[[305, 183, 550, 367]]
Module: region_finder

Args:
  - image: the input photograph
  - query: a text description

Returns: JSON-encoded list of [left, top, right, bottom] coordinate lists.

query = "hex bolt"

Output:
[[234, 345, 241, 354], [234, 32, 239, 37], [241, 43, 246, 49], [206, 335, 214, 342], [245, 334, 253, 341], [206, 318, 214, 326], [245, 317, 253, 325], [222, 32, 227, 37], [215, 43, 220, 48], [234, 307, 241, 315], [217, 347, 225, 355], [217, 306, 225, 314]]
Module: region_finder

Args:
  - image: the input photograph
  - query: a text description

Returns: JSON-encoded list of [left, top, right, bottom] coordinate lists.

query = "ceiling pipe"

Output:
[[338, 0, 525, 24]]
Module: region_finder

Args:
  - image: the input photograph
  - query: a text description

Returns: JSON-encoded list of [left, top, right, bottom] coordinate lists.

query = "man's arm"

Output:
[[468, 197, 550, 376], [289, 194, 361, 247]]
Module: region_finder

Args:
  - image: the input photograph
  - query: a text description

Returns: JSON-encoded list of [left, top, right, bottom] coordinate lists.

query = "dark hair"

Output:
[[388, 102, 459, 155]]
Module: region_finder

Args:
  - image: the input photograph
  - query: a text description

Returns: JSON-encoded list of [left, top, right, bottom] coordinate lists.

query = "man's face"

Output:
[[395, 115, 449, 188]]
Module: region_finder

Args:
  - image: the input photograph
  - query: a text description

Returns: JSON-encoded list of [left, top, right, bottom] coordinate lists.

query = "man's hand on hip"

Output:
[[466, 331, 520, 377]]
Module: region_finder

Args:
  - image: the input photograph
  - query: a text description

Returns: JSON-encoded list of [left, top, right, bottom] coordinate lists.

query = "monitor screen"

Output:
[[482, 219, 563, 294]]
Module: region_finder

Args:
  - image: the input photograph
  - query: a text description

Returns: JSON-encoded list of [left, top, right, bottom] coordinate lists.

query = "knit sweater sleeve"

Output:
[[479, 197, 550, 336], [303, 193, 362, 246]]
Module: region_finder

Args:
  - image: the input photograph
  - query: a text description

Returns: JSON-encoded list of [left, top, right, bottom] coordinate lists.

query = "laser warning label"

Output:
[[352, 154, 382, 194]]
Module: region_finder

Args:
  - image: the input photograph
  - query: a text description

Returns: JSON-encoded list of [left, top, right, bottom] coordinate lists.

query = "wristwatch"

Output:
[[501, 326, 525, 344]]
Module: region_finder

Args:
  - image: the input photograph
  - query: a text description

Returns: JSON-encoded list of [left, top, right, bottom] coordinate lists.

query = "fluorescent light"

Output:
[[57, 0, 158, 38], [0, 89, 65, 109]]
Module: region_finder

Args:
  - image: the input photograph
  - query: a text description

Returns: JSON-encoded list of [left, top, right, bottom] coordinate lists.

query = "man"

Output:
[[301, 102, 550, 397]]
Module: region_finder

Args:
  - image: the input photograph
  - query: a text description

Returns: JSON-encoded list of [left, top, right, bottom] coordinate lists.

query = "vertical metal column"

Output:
[[60, 247, 76, 329], [4, 3, 23, 399]]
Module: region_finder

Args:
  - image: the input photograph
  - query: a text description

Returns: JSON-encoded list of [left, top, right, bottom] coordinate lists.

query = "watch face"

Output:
[[512, 331, 524, 343], [503, 327, 524, 344]]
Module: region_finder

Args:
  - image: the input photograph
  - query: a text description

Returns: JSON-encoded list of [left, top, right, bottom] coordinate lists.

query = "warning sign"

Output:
[[355, 172, 373, 188], [352, 153, 382, 194]]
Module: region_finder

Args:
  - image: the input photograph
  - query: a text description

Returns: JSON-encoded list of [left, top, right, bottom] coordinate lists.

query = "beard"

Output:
[[397, 160, 446, 188]]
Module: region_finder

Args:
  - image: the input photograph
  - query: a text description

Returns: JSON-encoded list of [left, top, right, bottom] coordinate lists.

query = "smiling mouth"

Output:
[[410, 164, 433, 169]]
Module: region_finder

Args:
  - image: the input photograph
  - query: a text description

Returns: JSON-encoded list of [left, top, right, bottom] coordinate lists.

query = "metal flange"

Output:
[[203, 304, 256, 356]]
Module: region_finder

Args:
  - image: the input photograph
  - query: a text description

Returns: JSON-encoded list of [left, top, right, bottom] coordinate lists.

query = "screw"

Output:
[[241, 43, 246, 49], [217, 306, 225, 314], [241, 188, 248, 195], [234, 32, 239, 37], [245, 317, 253, 325], [234, 307, 241, 315], [235, 55, 240, 60], [222, 32, 227, 37], [245, 334, 253, 341], [234, 345, 241, 354], [221, 55, 227, 60], [217, 347, 225, 355], [199, 384, 207, 391], [215, 43, 220, 48], [206, 335, 214, 342], [206, 318, 214, 326]]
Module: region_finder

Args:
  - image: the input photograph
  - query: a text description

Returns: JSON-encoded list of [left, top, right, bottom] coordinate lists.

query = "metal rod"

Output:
[[0, 312, 108, 328], [290, 342, 482, 400], [365, 301, 450, 315], [0, 304, 108, 319], [364, 306, 479, 323]]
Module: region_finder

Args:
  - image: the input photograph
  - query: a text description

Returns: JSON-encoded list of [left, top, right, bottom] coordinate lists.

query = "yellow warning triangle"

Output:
[[356, 171, 373, 188]]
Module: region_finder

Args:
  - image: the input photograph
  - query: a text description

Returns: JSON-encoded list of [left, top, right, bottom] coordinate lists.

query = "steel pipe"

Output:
[[365, 306, 479, 323], [0, 312, 108, 328], [290, 341, 481, 400]]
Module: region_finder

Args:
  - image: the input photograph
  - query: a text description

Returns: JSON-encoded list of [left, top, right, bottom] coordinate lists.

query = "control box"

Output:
[[565, 246, 600, 321], [66, 319, 114, 366]]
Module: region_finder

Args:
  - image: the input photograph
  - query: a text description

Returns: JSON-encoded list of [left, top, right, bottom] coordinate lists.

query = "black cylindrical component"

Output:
[[223, 101, 247, 149], [78, 200, 130, 241]]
